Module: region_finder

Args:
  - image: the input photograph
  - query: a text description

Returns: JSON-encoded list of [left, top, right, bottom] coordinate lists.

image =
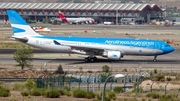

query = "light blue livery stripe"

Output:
[[6, 10, 28, 25], [33, 36, 161, 49], [12, 27, 25, 33]]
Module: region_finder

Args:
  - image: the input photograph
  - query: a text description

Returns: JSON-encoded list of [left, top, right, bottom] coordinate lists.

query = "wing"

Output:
[[53, 40, 104, 52]]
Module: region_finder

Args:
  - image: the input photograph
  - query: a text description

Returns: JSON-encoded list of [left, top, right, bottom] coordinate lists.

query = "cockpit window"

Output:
[[165, 44, 170, 47]]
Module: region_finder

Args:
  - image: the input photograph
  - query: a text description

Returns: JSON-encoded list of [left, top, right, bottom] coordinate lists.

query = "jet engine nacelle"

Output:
[[85, 21, 89, 24], [103, 51, 121, 60], [89, 20, 92, 23]]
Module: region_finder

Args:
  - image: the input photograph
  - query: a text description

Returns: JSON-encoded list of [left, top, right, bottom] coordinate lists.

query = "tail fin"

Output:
[[6, 10, 40, 37], [58, 10, 68, 23]]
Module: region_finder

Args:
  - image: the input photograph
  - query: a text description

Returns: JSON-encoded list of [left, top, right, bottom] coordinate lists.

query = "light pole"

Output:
[[116, 9, 118, 25], [102, 74, 124, 101], [110, 61, 113, 72], [93, 73, 95, 92], [165, 0, 167, 18], [41, 62, 47, 71], [44, 62, 47, 66]]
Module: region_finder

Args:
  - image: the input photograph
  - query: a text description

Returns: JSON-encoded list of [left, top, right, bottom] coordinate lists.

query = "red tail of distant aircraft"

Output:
[[58, 10, 95, 25], [58, 10, 68, 23]]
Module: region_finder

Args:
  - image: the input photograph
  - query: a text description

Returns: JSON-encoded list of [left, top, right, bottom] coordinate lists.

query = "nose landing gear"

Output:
[[153, 56, 157, 62]]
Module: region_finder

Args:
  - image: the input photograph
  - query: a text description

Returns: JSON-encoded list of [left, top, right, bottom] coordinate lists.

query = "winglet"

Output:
[[53, 40, 61, 45]]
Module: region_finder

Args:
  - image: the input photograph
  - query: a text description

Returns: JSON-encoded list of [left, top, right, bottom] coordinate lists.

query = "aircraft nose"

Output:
[[169, 46, 175, 52], [163, 46, 174, 54], [166, 46, 175, 53]]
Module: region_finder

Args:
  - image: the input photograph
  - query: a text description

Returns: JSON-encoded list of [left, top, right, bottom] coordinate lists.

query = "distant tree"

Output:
[[54, 64, 64, 74], [101, 65, 112, 82], [56, 0, 72, 3], [74, 0, 84, 3], [102, 65, 110, 73], [13, 46, 33, 70], [174, 6, 177, 12], [121, 0, 126, 3]]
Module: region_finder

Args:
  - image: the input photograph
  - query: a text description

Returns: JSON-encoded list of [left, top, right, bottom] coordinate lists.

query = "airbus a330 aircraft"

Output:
[[58, 11, 95, 24], [7, 10, 174, 62]]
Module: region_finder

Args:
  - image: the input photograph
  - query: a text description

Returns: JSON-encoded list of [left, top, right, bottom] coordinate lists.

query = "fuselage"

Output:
[[24, 36, 174, 56], [6, 10, 175, 62], [67, 18, 87, 22], [62, 18, 94, 24], [58, 11, 94, 24]]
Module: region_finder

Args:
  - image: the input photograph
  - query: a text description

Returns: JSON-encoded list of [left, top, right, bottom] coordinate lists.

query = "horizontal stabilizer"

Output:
[[10, 36, 28, 43]]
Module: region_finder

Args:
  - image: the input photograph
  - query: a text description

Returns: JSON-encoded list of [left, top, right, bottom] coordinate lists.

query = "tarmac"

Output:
[[0, 23, 180, 72]]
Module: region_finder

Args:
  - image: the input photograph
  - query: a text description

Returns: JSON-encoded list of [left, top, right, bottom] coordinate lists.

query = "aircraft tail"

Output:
[[58, 10, 68, 23], [6, 10, 41, 38]]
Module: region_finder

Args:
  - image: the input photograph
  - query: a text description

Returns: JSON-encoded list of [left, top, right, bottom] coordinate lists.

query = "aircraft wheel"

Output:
[[85, 58, 89, 62], [93, 57, 97, 61], [90, 58, 94, 62], [85, 56, 97, 62]]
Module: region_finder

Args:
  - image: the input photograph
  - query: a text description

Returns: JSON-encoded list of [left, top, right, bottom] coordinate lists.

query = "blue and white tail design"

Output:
[[6, 10, 41, 37]]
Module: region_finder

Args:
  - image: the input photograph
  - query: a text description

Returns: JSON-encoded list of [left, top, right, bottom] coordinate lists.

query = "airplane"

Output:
[[58, 11, 95, 25], [7, 10, 174, 62], [32, 27, 51, 32], [150, 20, 175, 27]]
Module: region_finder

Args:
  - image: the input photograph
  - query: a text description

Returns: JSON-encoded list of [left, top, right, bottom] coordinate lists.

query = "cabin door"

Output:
[[40, 39, 45, 45], [155, 42, 160, 49]]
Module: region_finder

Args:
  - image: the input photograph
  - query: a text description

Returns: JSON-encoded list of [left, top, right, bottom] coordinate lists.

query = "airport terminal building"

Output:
[[0, 2, 164, 24]]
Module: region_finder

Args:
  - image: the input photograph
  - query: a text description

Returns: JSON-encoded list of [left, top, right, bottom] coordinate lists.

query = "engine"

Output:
[[103, 51, 121, 60], [85, 21, 89, 24]]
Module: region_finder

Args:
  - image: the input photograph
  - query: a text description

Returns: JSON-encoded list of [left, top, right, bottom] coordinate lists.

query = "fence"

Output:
[[35, 72, 144, 92], [148, 82, 180, 96], [1, 72, 179, 96]]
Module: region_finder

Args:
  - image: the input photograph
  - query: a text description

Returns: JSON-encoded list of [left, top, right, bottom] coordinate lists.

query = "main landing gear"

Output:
[[153, 56, 157, 62], [85, 57, 97, 62]]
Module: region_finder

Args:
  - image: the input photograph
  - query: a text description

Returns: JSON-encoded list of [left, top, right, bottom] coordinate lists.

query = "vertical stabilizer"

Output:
[[6, 10, 41, 37], [58, 10, 68, 23]]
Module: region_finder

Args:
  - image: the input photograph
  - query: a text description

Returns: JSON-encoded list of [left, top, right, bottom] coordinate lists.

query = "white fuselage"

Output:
[[26, 36, 163, 56], [66, 18, 94, 23], [7, 10, 174, 62]]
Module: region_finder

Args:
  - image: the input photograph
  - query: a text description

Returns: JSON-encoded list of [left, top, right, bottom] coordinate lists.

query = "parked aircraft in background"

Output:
[[58, 11, 95, 25], [104, 22, 114, 25], [32, 27, 51, 32], [7, 10, 174, 62], [150, 20, 176, 27], [172, 22, 180, 25]]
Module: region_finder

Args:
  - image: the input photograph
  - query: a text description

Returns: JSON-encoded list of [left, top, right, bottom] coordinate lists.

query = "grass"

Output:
[[0, 42, 34, 49], [13, 82, 25, 91], [0, 42, 21, 48]]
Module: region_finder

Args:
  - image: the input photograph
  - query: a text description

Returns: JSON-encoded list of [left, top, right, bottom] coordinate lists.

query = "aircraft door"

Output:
[[155, 42, 160, 49], [40, 39, 45, 45]]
